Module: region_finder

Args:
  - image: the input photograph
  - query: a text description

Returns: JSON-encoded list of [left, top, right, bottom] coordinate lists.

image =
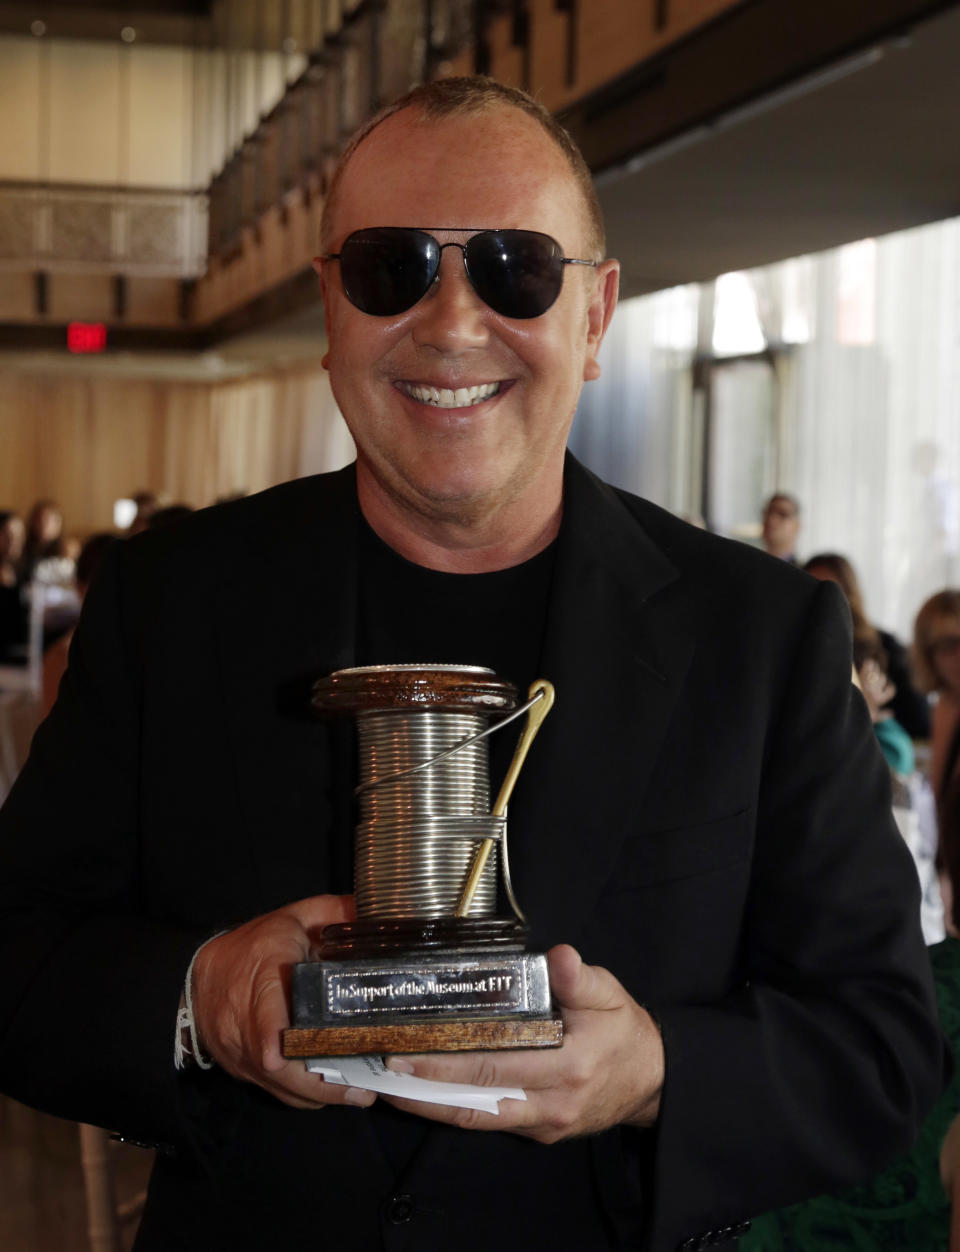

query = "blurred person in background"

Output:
[[761, 492, 801, 563], [0, 511, 27, 664], [128, 491, 159, 535], [854, 635, 916, 776], [834, 563, 945, 944], [914, 590, 960, 933], [19, 499, 68, 581], [0, 511, 24, 589], [805, 552, 932, 740], [147, 504, 193, 531], [41, 533, 116, 716]]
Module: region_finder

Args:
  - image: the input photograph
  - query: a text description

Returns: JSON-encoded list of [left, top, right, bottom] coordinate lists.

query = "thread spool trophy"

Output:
[[282, 664, 563, 1058]]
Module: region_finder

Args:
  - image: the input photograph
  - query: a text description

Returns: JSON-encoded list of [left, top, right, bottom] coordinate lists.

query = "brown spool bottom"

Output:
[[319, 916, 528, 959]]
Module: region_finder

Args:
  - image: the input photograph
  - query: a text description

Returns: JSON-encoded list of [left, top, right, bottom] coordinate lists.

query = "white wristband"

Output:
[[174, 934, 226, 1070]]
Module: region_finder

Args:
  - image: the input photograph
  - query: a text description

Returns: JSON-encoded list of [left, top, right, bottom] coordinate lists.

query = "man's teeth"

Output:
[[403, 381, 501, 408]]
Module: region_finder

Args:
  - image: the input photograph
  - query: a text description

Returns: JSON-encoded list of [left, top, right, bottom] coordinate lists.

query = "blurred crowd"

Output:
[[759, 490, 960, 950], [0, 491, 197, 714]]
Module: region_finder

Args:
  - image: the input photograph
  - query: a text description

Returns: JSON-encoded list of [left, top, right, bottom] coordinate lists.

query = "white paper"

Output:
[[305, 1053, 526, 1115]]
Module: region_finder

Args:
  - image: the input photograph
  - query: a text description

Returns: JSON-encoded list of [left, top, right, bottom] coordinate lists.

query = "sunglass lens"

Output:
[[466, 230, 565, 319], [339, 228, 439, 316]]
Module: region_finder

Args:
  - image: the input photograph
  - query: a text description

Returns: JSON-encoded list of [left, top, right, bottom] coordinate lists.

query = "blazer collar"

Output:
[[505, 455, 695, 948]]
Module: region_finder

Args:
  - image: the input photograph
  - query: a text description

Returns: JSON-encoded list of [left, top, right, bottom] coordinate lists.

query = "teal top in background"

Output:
[[874, 717, 916, 777]]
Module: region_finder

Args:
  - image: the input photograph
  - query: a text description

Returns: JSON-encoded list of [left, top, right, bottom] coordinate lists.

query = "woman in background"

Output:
[[19, 500, 66, 583], [914, 590, 960, 934], [805, 552, 932, 740]]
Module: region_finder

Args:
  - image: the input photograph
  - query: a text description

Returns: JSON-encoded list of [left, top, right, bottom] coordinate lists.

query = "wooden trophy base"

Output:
[[282, 1014, 562, 1057]]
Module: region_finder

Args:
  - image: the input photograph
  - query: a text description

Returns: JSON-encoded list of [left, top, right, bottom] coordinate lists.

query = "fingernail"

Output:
[[385, 1056, 414, 1074], [343, 1086, 376, 1107]]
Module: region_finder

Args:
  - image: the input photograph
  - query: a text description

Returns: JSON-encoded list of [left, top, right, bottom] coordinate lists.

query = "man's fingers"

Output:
[[547, 944, 626, 1014], [379, 1092, 514, 1133], [384, 1044, 559, 1092], [285, 893, 355, 934], [252, 974, 290, 1072], [259, 1065, 378, 1110]]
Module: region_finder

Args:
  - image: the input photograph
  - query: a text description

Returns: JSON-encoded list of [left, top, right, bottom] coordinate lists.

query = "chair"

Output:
[[0, 580, 45, 697], [0, 582, 46, 799], [78, 1124, 148, 1252]]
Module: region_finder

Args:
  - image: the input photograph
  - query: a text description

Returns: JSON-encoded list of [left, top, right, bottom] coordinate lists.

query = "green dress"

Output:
[[740, 938, 960, 1251]]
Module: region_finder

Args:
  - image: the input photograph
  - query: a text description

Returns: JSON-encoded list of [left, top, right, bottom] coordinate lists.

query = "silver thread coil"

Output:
[[354, 710, 501, 919]]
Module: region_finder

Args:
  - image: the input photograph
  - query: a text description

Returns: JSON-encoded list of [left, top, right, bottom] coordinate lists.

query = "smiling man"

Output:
[[0, 78, 946, 1252], [315, 87, 617, 570]]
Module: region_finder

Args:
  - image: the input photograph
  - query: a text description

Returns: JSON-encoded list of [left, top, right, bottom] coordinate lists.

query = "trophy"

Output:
[[281, 664, 563, 1058]]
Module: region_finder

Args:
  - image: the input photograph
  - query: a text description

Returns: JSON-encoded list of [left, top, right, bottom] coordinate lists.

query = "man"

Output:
[[761, 491, 801, 561], [0, 79, 945, 1251]]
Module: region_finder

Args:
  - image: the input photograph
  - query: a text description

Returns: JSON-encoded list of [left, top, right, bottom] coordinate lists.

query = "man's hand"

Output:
[[381, 944, 663, 1142], [190, 894, 376, 1111]]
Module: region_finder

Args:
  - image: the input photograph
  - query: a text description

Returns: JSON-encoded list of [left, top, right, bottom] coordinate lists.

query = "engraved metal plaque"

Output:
[[292, 950, 551, 1027]]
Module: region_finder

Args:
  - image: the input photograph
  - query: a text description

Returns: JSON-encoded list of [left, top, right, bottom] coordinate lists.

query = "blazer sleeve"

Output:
[[646, 582, 948, 1250], [0, 539, 211, 1155]]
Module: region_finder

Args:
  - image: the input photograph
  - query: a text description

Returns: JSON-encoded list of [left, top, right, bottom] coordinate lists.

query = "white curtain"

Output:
[[0, 363, 355, 538], [784, 221, 960, 639], [570, 215, 960, 641]]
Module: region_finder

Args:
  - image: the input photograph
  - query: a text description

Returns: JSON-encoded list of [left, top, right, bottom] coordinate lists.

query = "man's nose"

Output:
[[411, 248, 490, 352]]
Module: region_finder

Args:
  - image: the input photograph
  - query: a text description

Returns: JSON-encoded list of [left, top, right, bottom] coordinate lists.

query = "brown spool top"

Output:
[[312, 664, 519, 717]]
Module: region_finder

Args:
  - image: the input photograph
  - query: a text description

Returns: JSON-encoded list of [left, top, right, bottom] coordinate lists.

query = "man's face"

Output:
[[318, 105, 618, 533], [762, 496, 799, 557]]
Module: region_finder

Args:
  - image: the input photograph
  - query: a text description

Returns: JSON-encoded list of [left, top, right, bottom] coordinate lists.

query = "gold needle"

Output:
[[455, 679, 555, 918]]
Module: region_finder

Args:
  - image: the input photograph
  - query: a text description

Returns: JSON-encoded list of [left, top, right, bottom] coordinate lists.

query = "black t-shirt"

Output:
[[356, 515, 557, 791]]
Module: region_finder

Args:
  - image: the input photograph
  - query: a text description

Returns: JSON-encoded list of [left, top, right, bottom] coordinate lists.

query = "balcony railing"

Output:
[[0, 182, 207, 278]]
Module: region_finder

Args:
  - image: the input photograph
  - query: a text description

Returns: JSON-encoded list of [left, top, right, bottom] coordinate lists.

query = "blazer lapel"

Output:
[[507, 457, 697, 949], [215, 465, 361, 912]]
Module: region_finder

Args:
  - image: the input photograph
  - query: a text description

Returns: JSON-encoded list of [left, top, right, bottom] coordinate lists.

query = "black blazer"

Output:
[[0, 457, 945, 1252]]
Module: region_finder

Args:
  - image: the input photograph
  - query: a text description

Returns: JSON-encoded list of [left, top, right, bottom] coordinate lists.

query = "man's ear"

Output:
[[582, 259, 620, 383], [313, 257, 331, 371]]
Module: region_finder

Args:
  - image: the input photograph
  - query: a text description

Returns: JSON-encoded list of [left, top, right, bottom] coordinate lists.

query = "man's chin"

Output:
[[400, 477, 504, 527], [376, 458, 518, 524]]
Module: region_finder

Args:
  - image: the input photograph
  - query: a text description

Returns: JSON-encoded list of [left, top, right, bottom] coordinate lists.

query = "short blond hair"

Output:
[[320, 76, 605, 259], [912, 589, 960, 692]]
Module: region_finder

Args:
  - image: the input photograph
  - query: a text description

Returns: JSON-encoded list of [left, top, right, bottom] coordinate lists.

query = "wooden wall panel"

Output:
[[528, 0, 573, 109], [127, 45, 194, 190], [530, 0, 741, 110], [48, 41, 122, 185], [47, 275, 113, 322], [125, 278, 183, 327], [0, 38, 42, 181], [487, 15, 524, 91], [0, 272, 35, 321]]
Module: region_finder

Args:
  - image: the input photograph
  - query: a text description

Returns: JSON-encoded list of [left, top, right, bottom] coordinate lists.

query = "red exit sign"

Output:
[[67, 322, 107, 353]]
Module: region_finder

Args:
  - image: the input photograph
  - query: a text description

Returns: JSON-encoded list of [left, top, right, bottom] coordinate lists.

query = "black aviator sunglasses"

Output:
[[322, 226, 599, 320]]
